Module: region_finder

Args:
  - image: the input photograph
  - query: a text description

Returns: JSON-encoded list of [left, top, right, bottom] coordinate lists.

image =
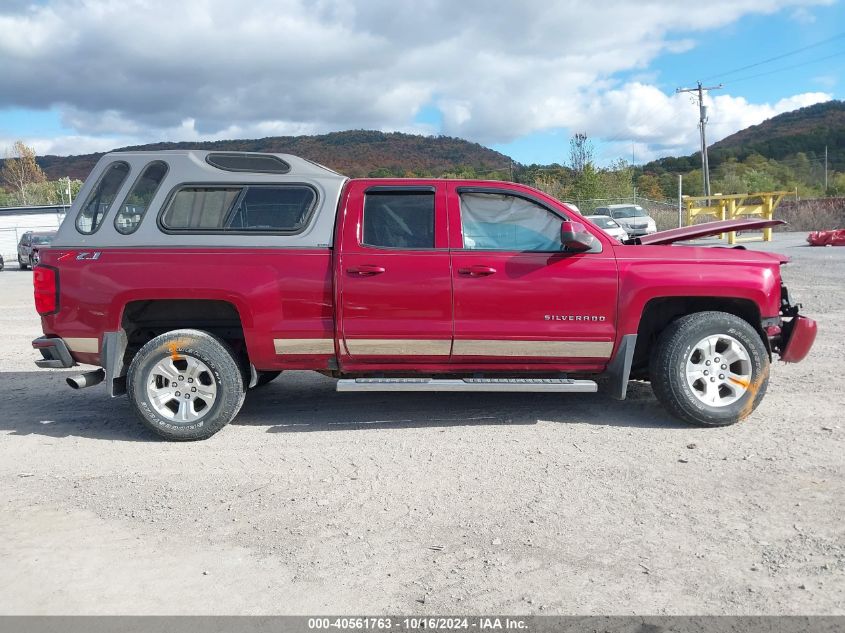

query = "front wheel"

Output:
[[18, 256, 28, 270], [127, 329, 246, 440], [650, 311, 769, 426]]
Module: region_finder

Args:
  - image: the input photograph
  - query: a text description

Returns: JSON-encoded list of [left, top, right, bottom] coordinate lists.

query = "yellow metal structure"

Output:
[[682, 192, 789, 244]]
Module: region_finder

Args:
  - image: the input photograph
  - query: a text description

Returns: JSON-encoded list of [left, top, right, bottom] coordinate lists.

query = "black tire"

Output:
[[252, 370, 282, 389], [649, 311, 769, 426], [18, 256, 28, 270], [127, 329, 245, 441]]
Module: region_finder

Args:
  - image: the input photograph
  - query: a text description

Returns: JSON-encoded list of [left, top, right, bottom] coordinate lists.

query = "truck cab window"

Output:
[[460, 192, 562, 252], [363, 191, 435, 249]]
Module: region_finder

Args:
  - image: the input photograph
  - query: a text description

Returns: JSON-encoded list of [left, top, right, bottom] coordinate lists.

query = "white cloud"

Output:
[[0, 0, 835, 158], [790, 7, 818, 22], [581, 84, 832, 162], [0, 134, 127, 157]]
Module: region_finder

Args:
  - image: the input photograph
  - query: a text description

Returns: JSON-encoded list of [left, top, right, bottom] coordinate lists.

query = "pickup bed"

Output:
[[31, 150, 817, 440]]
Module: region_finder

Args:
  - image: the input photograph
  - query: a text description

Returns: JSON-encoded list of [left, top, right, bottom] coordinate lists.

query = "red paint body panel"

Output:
[[445, 181, 617, 363], [35, 177, 815, 376], [781, 316, 817, 363], [614, 244, 784, 335], [336, 180, 453, 363], [37, 247, 334, 370]]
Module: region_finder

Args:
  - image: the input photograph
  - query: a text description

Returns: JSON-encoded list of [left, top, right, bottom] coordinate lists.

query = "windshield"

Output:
[[611, 206, 647, 219], [589, 216, 619, 229], [31, 235, 54, 245]]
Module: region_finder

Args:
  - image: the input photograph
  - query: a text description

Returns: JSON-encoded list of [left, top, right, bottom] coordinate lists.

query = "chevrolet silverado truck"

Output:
[[31, 151, 817, 440]]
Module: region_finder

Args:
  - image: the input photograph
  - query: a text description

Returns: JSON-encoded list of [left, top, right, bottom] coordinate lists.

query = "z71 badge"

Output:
[[76, 252, 102, 260]]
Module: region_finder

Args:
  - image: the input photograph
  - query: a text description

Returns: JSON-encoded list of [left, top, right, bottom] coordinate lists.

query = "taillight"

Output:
[[33, 265, 59, 315]]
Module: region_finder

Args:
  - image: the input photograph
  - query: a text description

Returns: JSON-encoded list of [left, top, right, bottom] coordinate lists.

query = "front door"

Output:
[[448, 184, 618, 368], [337, 182, 453, 365]]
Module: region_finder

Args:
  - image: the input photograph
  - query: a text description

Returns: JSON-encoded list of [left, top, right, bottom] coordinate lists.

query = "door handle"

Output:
[[347, 265, 386, 276], [458, 265, 497, 277]]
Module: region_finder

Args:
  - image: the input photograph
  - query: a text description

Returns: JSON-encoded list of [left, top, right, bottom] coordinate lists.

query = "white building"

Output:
[[0, 205, 68, 263]]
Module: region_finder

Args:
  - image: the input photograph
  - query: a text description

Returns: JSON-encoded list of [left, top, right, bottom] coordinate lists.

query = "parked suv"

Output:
[[18, 231, 56, 269], [30, 151, 816, 440], [594, 204, 656, 237]]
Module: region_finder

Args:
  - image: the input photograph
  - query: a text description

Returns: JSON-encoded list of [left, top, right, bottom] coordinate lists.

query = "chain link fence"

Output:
[[566, 196, 682, 231], [0, 209, 67, 264]]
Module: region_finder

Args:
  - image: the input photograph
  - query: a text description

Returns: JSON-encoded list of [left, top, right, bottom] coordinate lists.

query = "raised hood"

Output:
[[628, 218, 786, 245]]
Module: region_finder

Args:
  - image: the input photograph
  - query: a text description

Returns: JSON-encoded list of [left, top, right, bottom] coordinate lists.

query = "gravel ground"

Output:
[[0, 232, 843, 615]]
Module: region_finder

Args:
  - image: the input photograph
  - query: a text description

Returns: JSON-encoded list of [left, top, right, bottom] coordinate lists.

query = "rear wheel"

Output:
[[650, 311, 769, 426], [127, 329, 245, 440]]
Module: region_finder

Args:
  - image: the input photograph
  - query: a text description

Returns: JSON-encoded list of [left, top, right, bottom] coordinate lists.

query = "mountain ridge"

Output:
[[32, 130, 514, 180], [14, 100, 845, 183], [645, 99, 845, 174]]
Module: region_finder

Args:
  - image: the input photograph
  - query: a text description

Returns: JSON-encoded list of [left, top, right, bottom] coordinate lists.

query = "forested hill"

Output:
[[646, 99, 845, 173], [34, 130, 513, 180]]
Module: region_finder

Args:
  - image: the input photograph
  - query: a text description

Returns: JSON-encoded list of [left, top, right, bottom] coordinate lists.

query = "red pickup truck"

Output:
[[31, 151, 816, 440]]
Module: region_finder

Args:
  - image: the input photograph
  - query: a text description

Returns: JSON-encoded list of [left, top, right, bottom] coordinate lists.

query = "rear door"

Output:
[[447, 184, 618, 368], [337, 181, 453, 366]]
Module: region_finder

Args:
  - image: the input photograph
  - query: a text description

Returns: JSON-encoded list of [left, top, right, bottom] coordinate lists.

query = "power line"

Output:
[[722, 49, 845, 85], [595, 33, 845, 155], [701, 31, 845, 81]]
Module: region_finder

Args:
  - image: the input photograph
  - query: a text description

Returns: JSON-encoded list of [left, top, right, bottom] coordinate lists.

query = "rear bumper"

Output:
[[32, 336, 76, 369], [780, 315, 817, 363]]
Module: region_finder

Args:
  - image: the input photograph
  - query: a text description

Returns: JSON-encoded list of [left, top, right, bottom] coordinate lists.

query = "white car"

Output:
[[593, 204, 657, 236], [585, 214, 629, 242]]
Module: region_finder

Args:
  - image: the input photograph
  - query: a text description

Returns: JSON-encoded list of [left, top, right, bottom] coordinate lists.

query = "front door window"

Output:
[[460, 192, 562, 252]]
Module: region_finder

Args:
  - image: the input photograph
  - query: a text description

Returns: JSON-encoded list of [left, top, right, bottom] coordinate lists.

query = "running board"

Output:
[[336, 378, 598, 393]]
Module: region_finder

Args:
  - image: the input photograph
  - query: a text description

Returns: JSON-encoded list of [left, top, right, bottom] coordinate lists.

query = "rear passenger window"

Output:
[[115, 161, 168, 234], [160, 185, 316, 232], [75, 161, 130, 234], [363, 191, 435, 249]]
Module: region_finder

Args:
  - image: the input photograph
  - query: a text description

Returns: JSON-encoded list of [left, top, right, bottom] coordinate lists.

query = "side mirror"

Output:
[[560, 221, 595, 252]]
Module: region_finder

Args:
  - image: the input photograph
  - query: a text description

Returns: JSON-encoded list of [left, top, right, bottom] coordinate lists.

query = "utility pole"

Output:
[[678, 174, 683, 228], [631, 141, 636, 203], [677, 81, 722, 199], [824, 145, 828, 193]]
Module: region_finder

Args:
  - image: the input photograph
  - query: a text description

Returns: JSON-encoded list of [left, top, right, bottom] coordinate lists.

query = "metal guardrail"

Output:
[[683, 192, 790, 244]]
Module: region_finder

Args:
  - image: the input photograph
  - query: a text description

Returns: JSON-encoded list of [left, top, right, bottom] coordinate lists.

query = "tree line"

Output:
[[1, 141, 82, 207], [3, 133, 843, 210]]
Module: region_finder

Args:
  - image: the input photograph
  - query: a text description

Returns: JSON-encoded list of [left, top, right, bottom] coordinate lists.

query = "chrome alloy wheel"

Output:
[[145, 355, 217, 423], [685, 334, 752, 407]]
